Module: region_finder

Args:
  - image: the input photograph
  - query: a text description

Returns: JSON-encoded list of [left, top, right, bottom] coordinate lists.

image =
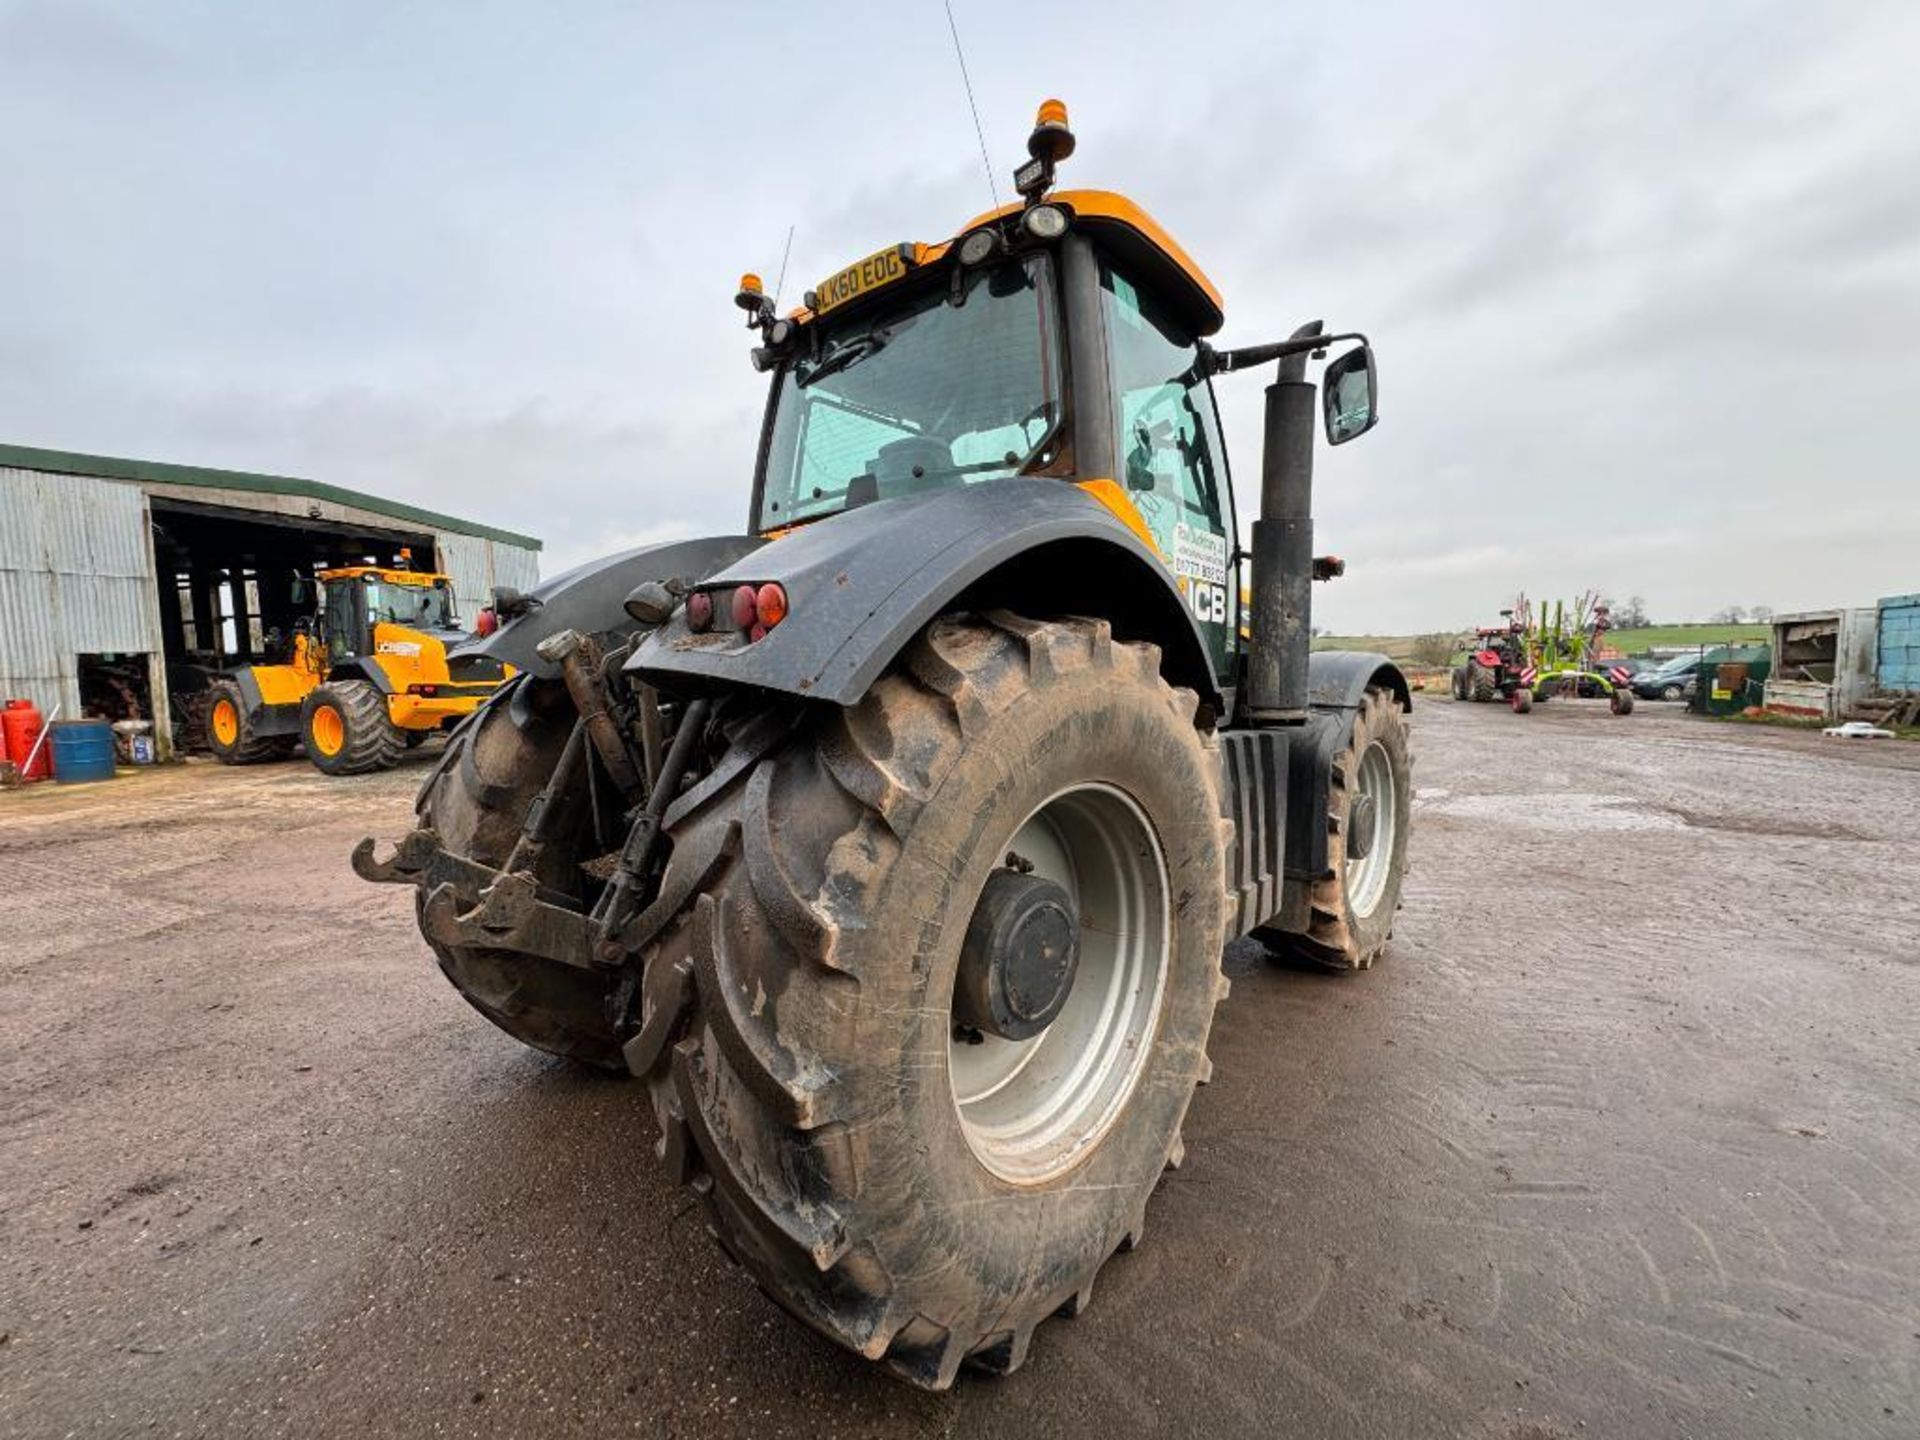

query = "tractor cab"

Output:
[[732, 101, 1372, 684]]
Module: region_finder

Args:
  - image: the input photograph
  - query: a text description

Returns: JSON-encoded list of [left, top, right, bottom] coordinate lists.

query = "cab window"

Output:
[[1100, 262, 1233, 624]]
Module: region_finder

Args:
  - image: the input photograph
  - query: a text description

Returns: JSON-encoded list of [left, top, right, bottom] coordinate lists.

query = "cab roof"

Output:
[[959, 190, 1224, 337], [793, 189, 1224, 339], [321, 566, 452, 586]]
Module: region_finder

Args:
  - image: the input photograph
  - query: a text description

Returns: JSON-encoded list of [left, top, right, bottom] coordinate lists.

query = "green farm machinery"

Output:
[[1500, 591, 1634, 715]]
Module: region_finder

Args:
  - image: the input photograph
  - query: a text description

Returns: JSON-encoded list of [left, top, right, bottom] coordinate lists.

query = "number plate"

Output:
[[813, 244, 915, 315]]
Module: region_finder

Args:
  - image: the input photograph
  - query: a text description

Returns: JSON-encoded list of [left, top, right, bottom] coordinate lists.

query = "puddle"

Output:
[[1424, 792, 1685, 832]]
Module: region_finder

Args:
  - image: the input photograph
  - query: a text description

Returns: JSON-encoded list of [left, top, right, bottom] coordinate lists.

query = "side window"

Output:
[[1101, 262, 1233, 637]]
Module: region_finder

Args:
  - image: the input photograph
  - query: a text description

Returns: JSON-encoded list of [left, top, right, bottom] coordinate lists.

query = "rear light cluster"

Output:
[[686, 582, 788, 643], [474, 606, 498, 637]]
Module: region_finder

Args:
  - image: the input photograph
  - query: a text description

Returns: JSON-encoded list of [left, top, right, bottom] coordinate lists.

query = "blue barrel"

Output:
[[50, 719, 117, 784]]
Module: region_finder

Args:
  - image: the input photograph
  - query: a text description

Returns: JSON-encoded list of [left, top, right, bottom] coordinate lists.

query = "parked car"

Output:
[[1632, 653, 1705, 701]]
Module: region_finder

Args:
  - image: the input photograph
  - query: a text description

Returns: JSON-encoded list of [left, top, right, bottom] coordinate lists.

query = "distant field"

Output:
[[1313, 624, 1772, 669], [1604, 624, 1770, 651]]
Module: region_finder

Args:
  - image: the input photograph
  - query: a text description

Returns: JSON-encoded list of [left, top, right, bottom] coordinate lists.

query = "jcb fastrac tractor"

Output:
[[206, 563, 511, 775], [357, 101, 1413, 1387]]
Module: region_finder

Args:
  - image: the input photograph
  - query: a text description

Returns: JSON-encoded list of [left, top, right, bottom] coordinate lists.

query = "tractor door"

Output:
[[1099, 260, 1238, 674], [322, 577, 371, 661]]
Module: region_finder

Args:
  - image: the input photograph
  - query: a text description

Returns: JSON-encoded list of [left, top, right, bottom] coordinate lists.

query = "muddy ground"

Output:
[[2, 698, 1917, 1439]]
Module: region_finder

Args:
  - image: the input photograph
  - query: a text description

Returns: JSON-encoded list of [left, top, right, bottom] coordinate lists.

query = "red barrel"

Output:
[[4, 699, 53, 781]]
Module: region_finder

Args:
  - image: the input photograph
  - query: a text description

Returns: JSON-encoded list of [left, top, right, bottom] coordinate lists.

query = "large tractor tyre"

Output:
[[301, 681, 403, 776], [635, 613, 1232, 1388], [414, 679, 628, 1070], [1468, 663, 1496, 703], [204, 679, 295, 765], [1255, 685, 1412, 972]]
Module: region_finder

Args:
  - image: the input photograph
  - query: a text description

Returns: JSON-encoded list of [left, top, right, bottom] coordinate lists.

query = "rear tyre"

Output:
[[414, 679, 627, 1070], [637, 613, 1230, 1388], [1611, 688, 1634, 716], [203, 679, 295, 765], [301, 680, 403, 775], [1259, 685, 1412, 972], [1511, 687, 1533, 714], [1468, 663, 1496, 702]]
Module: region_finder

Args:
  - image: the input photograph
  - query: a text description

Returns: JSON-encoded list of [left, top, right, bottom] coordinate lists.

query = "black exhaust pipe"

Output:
[[1244, 320, 1323, 725]]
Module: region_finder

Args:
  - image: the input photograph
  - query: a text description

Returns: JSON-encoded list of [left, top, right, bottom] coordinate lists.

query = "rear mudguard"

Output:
[[629, 480, 1221, 710], [452, 536, 765, 681]]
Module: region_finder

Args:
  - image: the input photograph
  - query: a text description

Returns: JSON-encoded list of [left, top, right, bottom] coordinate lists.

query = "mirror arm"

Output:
[[1207, 330, 1367, 377]]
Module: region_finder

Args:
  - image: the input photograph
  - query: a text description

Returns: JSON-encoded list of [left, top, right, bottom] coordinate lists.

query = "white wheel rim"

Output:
[[949, 783, 1170, 1184], [1345, 740, 1397, 920]]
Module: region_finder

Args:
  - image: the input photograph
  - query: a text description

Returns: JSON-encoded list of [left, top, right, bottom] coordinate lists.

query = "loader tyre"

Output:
[[636, 613, 1232, 1388], [414, 678, 627, 1070], [1610, 688, 1634, 716], [1468, 662, 1495, 703], [204, 679, 295, 764], [302, 680, 403, 775], [1257, 685, 1411, 972], [1511, 686, 1533, 714]]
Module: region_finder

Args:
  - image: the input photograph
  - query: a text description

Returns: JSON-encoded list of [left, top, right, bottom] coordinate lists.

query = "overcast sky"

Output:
[[3, 0, 1915, 632]]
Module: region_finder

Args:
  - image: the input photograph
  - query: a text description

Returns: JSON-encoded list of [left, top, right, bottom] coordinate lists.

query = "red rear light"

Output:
[[686, 590, 713, 631], [474, 606, 497, 637], [731, 585, 759, 629], [755, 583, 788, 628]]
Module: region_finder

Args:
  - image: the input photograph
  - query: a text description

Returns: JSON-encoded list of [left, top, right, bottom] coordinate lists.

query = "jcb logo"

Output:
[[1188, 583, 1228, 625]]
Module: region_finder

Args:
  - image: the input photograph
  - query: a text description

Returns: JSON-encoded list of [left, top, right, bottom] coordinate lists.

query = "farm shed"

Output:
[[1761, 607, 1876, 720], [0, 443, 540, 762]]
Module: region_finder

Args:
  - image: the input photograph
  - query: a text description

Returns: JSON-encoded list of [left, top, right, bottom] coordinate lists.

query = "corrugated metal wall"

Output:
[[0, 467, 158, 716], [435, 533, 540, 620], [1877, 594, 1920, 694]]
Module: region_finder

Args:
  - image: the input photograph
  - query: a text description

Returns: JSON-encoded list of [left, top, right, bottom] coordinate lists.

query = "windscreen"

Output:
[[365, 579, 456, 630], [756, 254, 1062, 529]]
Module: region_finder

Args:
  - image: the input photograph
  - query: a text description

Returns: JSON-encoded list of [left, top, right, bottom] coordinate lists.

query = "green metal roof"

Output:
[[0, 441, 542, 551]]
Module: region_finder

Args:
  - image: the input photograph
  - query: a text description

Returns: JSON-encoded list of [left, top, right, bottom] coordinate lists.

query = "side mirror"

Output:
[[1322, 344, 1379, 445], [289, 577, 314, 607]]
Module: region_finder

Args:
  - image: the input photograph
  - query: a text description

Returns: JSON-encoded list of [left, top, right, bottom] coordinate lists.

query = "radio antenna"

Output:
[[943, 0, 1001, 212], [770, 223, 796, 310]]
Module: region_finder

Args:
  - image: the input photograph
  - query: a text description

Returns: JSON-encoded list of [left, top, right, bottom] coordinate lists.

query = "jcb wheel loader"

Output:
[[206, 565, 510, 776], [357, 100, 1413, 1387]]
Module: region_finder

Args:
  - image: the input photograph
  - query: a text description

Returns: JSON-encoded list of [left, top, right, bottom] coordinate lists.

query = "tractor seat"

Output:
[[870, 436, 955, 499]]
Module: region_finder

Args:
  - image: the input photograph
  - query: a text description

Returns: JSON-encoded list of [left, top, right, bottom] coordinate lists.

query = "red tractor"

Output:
[[1451, 610, 1525, 702]]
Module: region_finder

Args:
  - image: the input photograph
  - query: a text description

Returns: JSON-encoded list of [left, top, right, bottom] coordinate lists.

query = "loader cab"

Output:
[[316, 567, 461, 661], [746, 188, 1240, 672]]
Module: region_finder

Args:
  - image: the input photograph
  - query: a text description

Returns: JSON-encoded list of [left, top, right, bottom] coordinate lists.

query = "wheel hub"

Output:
[[1347, 792, 1378, 860], [954, 871, 1081, 1042]]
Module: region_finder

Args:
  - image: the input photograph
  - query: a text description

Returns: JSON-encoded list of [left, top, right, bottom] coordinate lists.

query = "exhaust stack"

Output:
[[1243, 320, 1324, 725]]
